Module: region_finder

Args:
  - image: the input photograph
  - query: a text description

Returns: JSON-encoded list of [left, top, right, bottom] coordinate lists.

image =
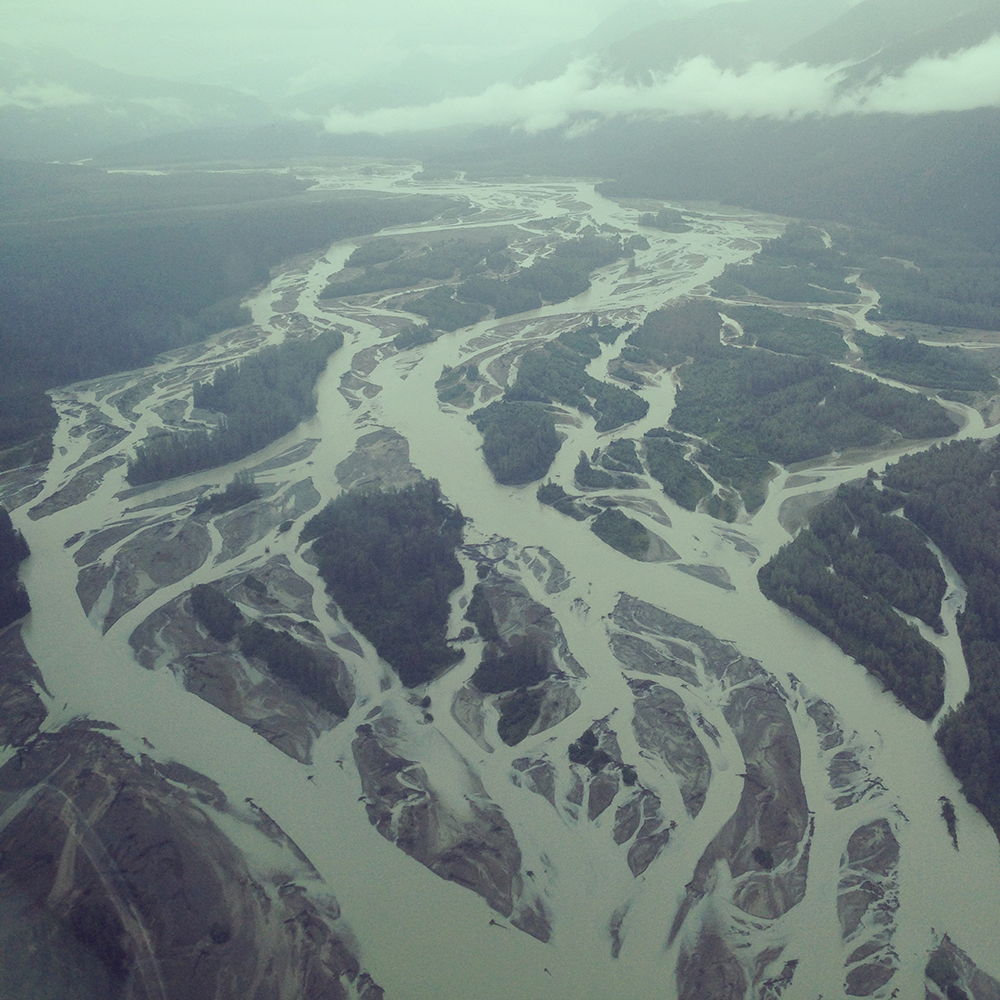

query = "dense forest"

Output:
[[854, 331, 996, 395], [0, 505, 31, 629], [0, 162, 455, 471], [613, 294, 952, 517], [590, 507, 650, 560], [322, 231, 625, 325], [670, 351, 956, 466], [641, 431, 714, 512], [127, 329, 341, 485], [711, 219, 1000, 337], [758, 480, 946, 720], [468, 402, 562, 486], [878, 440, 1000, 836], [301, 480, 465, 686], [724, 304, 846, 360], [508, 327, 648, 432], [470, 321, 648, 486]]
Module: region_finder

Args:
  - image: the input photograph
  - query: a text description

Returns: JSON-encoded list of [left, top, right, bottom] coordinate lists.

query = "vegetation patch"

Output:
[[856, 331, 995, 392], [128, 330, 342, 485], [190, 583, 243, 642], [0, 506, 31, 628], [642, 433, 713, 511], [496, 688, 544, 746], [711, 223, 856, 304], [671, 351, 955, 466], [757, 479, 946, 720], [536, 482, 592, 520], [464, 583, 500, 641], [724, 304, 846, 359], [193, 471, 262, 516], [301, 480, 465, 686], [435, 364, 482, 407], [590, 508, 650, 560], [508, 334, 647, 433], [239, 620, 349, 717], [404, 286, 488, 332], [469, 401, 561, 485], [471, 634, 553, 693], [879, 439, 1000, 837]]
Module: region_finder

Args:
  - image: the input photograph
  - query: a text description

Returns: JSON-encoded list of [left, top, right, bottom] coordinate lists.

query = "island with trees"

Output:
[[300, 480, 466, 686], [127, 329, 342, 485]]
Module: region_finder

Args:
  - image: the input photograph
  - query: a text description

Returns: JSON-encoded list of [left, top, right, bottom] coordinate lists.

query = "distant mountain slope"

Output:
[[522, 0, 998, 88], [781, 0, 998, 69], [0, 44, 277, 160], [603, 0, 850, 76]]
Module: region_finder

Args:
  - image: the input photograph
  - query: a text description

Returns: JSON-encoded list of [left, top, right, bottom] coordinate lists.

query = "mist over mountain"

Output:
[[0, 43, 277, 160]]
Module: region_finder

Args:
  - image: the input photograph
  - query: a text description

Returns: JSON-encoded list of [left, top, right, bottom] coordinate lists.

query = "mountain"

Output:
[[781, 0, 1000, 71], [521, 0, 999, 86], [603, 0, 852, 76], [0, 44, 277, 160]]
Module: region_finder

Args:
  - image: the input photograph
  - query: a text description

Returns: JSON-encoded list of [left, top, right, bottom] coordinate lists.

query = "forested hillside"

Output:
[[0, 162, 455, 470]]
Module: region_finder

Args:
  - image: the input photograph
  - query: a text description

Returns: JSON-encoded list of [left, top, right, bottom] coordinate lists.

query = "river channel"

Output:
[[6, 162, 1000, 1000]]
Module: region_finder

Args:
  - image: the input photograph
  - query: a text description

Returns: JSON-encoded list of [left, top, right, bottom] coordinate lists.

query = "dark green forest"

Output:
[[855, 332, 996, 394], [508, 328, 648, 432], [127, 329, 341, 484], [672, 351, 955, 465], [758, 480, 946, 720], [470, 322, 647, 486], [320, 232, 626, 340], [724, 304, 847, 360], [301, 480, 465, 686], [469, 402, 562, 486], [711, 219, 1000, 336], [0, 163, 455, 470], [878, 440, 1000, 836], [0, 506, 31, 629], [590, 507, 650, 559], [642, 432, 714, 512]]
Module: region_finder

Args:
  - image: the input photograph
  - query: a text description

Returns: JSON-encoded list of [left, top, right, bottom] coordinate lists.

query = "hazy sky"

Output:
[[321, 37, 1000, 132], [4, 0, 999, 131], [3, 0, 665, 87]]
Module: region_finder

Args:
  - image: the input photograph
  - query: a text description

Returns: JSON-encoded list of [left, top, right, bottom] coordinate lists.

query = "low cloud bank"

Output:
[[0, 82, 94, 109], [321, 35, 1000, 134]]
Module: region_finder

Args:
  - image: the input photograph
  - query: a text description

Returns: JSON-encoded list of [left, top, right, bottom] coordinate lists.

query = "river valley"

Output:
[[2, 162, 1000, 1000]]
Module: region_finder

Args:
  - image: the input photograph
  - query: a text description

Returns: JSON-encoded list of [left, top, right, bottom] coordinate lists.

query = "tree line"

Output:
[[880, 440, 1000, 836], [189, 582, 349, 717], [0, 506, 30, 629], [127, 329, 342, 485], [757, 482, 946, 722], [301, 480, 465, 686], [0, 161, 455, 471]]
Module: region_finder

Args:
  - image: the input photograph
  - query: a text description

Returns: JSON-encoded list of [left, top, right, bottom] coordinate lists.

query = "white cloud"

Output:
[[321, 35, 1000, 135], [851, 35, 1000, 114], [0, 81, 94, 109]]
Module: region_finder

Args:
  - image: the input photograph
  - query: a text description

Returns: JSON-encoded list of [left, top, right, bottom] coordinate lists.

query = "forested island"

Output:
[[757, 438, 1000, 837], [301, 480, 466, 686], [878, 441, 1000, 836], [758, 480, 946, 720], [470, 321, 647, 485], [127, 329, 342, 485]]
